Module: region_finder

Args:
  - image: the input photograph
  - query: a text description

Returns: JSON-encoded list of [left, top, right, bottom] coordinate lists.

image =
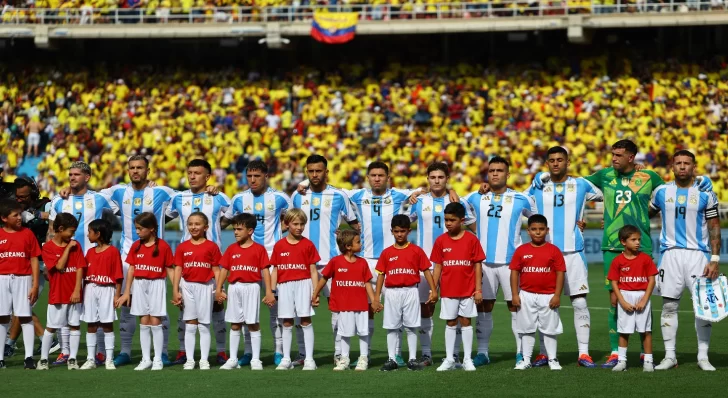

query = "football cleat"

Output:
[[105, 358, 116, 370], [395, 355, 406, 367], [473, 353, 490, 367], [640, 353, 645, 365], [113, 352, 131, 367], [436, 359, 457, 372], [220, 358, 240, 370], [462, 359, 476, 371], [134, 359, 153, 371], [276, 358, 293, 370], [151, 359, 163, 371], [79, 359, 97, 370], [250, 359, 263, 371], [612, 360, 627, 372], [548, 359, 562, 371], [654, 357, 678, 370], [419, 355, 433, 367], [0, 360, 5, 369], [199, 360, 211, 370], [183, 360, 196, 370], [602, 354, 619, 369], [94, 353, 106, 366], [24, 356, 36, 370], [643, 361, 654, 372], [577, 354, 597, 368], [697, 359, 716, 371], [515, 352, 524, 365], [172, 351, 187, 365], [334, 354, 342, 367], [216, 352, 229, 365], [514, 361, 531, 371], [532, 354, 549, 367], [453, 354, 463, 369], [302, 358, 317, 370], [238, 353, 252, 367], [380, 358, 399, 372], [333, 356, 350, 371], [292, 353, 306, 367], [48, 337, 60, 355], [273, 352, 284, 366], [4, 343, 15, 358], [354, 356, 368, 371], [36, 359, 49, 370], [161, 353, 172, 366], [407, 359, 423, 371], [53, 353, 69, 365], [67, 358, 79, 370]]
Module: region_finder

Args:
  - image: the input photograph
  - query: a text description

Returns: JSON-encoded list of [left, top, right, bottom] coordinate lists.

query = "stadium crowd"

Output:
[[1, 56, 728, 202]]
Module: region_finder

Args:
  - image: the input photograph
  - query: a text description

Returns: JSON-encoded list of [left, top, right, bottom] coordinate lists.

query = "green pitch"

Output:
[[4, 265, 727, 397]]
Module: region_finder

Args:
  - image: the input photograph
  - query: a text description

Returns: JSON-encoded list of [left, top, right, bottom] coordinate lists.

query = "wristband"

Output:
[[474, 290, 482, 294], [711, 255, 720, 263]]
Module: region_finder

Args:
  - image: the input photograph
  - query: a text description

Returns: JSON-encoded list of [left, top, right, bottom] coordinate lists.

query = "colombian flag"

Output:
[[311, 11, 358, 44]]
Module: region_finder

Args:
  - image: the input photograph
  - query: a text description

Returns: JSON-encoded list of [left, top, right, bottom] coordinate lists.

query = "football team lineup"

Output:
[[0, 139, 725, 378]]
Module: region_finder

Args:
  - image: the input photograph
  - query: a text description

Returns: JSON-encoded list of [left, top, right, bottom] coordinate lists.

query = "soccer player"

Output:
[[291, 155, 358, 365], [374, 215, 436, 372], [172, 212, 222, 371], [464, 156, 536, 366], [38, 213, 87, 370], [648, 150, 722, 371], [607, 225, 658, 372], [313, 230, 379, 371], [222, 160, 290, 366], [510, 215, 566, 371], [0, 199, 42, 369], [432, 203, 484, 372], [270, 209, 320, 371], [166, 159, 231, 366], [216, 213, 275, 371], [80, 219, 123, 370], [527, 146, 602, 368], [117, 212, 176, 371]]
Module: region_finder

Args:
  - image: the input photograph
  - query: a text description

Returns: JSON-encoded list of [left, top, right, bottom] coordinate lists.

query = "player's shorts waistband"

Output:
[[135, 277, 166, 281], [279, 278, 309, 285], [384, 285, 418, 289], [484, 263, 507, 267], [229, 281, 260, 285], [0, 273, 32, 278]]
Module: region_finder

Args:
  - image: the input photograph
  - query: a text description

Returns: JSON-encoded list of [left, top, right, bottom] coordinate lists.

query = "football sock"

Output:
[[119, 306, 135, 356], [104, 332, 115, 361], [282, 325, 293, 360], [295, 320, 306, 357], [359, 334, 370, 358], [661, 299, 679, 359], [229, 329, 241, 361], [151, 325, 163, 362], [243, 326, 252, 356], [476, 312, 493, 355], [445, 325, 457, 362], [538, 332, 546, 356], [86, 331, 97, 360], [386, 330, 398, 360], [543, 333, 557, 360], [160, 316, 170, 356], [270, 305, 282, 354], [69, 330, 81, 359], [511, 312, 521, 354], [609, 305, 619, 354], [521, 333, 535, 364], [695, 318, 712, 361], [618, 346, 627, 362], [21, 322, 34, 359], [461, 325, 473, 361], [367, 319, 375, 355], [395, 328, 402, 357], [644, 353, 653, 363], [61, 326, 70, 355], [41, 329, 53, 360], [454, 324, 462, 359], [250, 330, 261, 361], [96, 329, 106, 357], [212, 311, 226, 354], [178, 314, 187, 354], [572, 297, 591, 356], [420, 317, 433, 357], [405, 327, 418, 361], [184, 324, 197, 361], [340, 336, 351, 358], [331, 312, 341, 357], [302, 324, 314, 360], [140, 325, 151, 361], [198, 324, 211, 361]]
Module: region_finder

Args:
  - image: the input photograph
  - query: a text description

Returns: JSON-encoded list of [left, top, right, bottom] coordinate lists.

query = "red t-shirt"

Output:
[[430, 233, 486, 298], [322, 255, 372, 312], [607, 252, 658, 291], [125, 239, 175, 280], [42, 241, 87, 305], [220, 242, 270, 284], [509, 243, 566, 294], [376, 243, 431, 288], [0, 227, 42, 275], [270, 237, 320, 284], [174, 240, 221, 283], [85, 246, 124, 286]]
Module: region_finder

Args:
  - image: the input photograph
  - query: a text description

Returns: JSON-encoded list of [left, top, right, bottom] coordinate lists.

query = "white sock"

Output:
[[250, 330, 261, 361], [386, 330, 398, 360], [405, 327, 418, 361], [120, 306, 136, 356], [445, 325, 457, 361], [461, 325, 473, 361], [282, 326, 293, 360], [454, 325, 462, 359], [0, 323, 7, 360], [151, 325, 163, 361], [340, 336, 350, 358], [395, 328, 402, 357], [539, 332, 546, 355], [140, 325, 152, 361], [104, 332, 114, 361], [695, 318, 712, 361], [368, 319, 375, 355], [95, 329, 105, 356], [270, 306, 282, 354], [69, 330, 81, 359], [644, 353, 653, 363], [212, 311, 226, 354], [543, 333, 557, 360], [21, 322, 34, 358], [229, 329, 241, 361], [243, 326, 252, 355], [331, 312, 341, 356], [61, 326, 70, 355], [661, 299, 679, 360], [572, 297, 590, 356], [86, 331, 98, 360], [198, 324, 211, 361], [302, 324, 314, 360], [178, 313, 186, 354], [521, 333, 535, 364], [359, 334, 369, 358], [184, 324, 197, 361], [476, 312, 492, 355], [41, 329, 53, 360], [511, 312, 521, 353], [420, 317, 433, 357], [618, 346, 627, 361], [295, 321, 306, 357], [160, 316, 170, 356]]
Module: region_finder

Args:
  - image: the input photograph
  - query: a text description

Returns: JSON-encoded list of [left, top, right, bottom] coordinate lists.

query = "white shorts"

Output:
[[316, 265, 332, 298], [656, 249, 708, 299], [181, 279, 214, 324], [0, 275, 33, 317], [483, 263, 512, 301], [81, 284, 117, 324], [617, 290, 652, 334], [515, 291, 563, 335], [131, 278, 167, 317], [337, 311, 368, 337], [383, 286, 420, 330], [563, 252, 589, 296], [439, 297, 477, 320], [27, 132, 41, 146], [225, 282, 260, 325], [278, 279, 314, 319], [46, 303, 82, 329]]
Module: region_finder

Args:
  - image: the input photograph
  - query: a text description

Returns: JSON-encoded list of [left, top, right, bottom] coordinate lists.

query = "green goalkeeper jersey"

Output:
[[585, 167, 664, 254]]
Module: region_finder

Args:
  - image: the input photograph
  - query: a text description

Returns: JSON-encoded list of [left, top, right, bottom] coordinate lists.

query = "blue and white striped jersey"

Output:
[[101, 184, 177, 257], [408, 193, 476, 259], [464, 189, 536, 265], [528, 176, 602, 253], [165, 190, 231, 249], [347, 188, 412, 259], [291, 185, 357, 265], [49, 191, 117, 254], [224, 187, 292, 256], [650, 183, 719, 253]]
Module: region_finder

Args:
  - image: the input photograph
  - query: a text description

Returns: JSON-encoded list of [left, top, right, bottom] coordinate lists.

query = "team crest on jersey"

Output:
[[384, 198, 392, 204], [267, 202, 274, 211], [324, 199, 332, 207], [494, 195, 501, 201], [193, 198, 202, 207], [567, 184, 575, 192], [74, 201, 83, 210], [123, 199, 131, 205], [204, 197, 212, 205], [555, 185, 564, 193], [689, 195, 698, 205], [85, 199, 94, 209], [635, 178, 643, 186], [609, 179, 617, 186], [435, 205, 443, 213], [255, 203, 263, 211], [505, 196, 512, 204], [145, 197, 153, 205], [313, 197, 321, 206], [244, 205, 252, 211], [678, 195, 687, 205], [621, 178, 629, 186], [134, 198, 142, 206], [544, 186, 552, 193]]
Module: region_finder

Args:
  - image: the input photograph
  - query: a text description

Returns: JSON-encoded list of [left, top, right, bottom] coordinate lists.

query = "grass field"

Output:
[[3, 264, 728, 397]]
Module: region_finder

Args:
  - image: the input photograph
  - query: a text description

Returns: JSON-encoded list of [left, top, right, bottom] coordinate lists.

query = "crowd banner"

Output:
[[311, 11, 358, 44]]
